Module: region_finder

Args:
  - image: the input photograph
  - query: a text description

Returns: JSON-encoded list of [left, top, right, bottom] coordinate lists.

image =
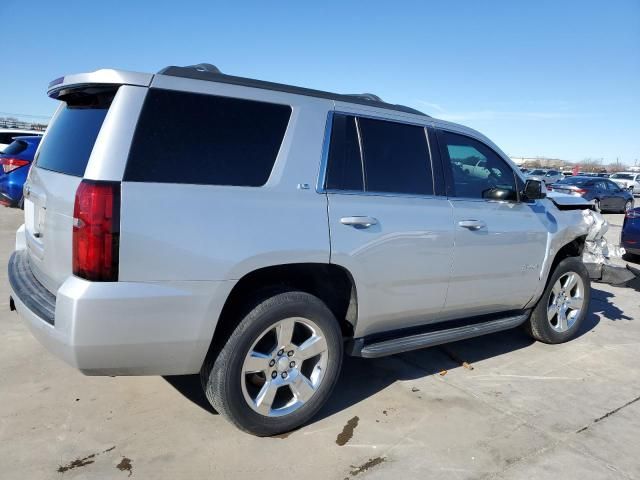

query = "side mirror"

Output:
[[522, 179, 546, 200], [483, 187, 518, 201]]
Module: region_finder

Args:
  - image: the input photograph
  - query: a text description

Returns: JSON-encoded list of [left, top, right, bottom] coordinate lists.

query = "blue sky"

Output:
[[2, 0, 638, 164]]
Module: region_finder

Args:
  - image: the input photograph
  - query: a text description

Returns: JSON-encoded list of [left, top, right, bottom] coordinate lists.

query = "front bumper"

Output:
[[8, 249, 235, 375]]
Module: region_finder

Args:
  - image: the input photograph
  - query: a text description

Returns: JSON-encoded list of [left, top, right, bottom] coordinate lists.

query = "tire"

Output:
[[623, 199, 633, 213], [593, 199, 601, 212], [525, 257, 591, 344], [200, 290, 343, 436]]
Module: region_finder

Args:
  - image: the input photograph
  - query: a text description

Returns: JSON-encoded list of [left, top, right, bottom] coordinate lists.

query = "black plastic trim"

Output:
[[8, 250, 56, 325]]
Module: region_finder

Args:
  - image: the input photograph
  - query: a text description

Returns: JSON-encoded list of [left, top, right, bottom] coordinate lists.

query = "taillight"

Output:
[[72, 180, 120, 281], [574, 188, 587, 195], [0, 157, 30, 173], [546, 185, 553, 191]]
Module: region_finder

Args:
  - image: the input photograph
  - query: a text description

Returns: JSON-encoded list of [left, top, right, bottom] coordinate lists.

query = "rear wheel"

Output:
[[201, 291, 343, 436], [623, 199, 633, 213], [525, 257, 591, 344]]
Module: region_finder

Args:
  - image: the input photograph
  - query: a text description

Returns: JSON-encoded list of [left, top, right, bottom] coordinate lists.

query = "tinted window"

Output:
[[439, 130, 517, 200], [125, 89, 291, 186], [2, 140, 28, 155], [358, 117, 433, 195], [35, 91, 113, 176], [606, 180, 621, 191], [611, 173, 634, 180], [325, 115, 363, 191], [559, 177, 590, 186]]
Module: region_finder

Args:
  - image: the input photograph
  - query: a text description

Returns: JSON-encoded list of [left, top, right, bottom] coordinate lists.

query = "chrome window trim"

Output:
[[317, 110, 438, 198]]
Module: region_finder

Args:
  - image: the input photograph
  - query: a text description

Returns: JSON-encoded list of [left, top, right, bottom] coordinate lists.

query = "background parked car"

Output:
[[550, 176, 634, 213], [609, 172, 640, 195], [527, 168, 564, 185], [0, 136, 41, 208], [0, 129, 42, 152], [621, 207, 640, 258]]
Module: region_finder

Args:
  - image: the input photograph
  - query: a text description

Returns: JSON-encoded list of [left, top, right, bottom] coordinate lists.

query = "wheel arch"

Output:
[[208, 263, 358, 355]]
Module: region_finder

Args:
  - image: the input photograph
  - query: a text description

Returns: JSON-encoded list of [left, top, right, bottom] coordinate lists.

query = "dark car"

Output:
[[621, 207, 640, 257], [550, 176, 634, 213], [0, 136, 42, 208]]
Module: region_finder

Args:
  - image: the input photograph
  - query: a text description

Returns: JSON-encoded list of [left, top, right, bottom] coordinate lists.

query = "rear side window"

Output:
[[125, 89, 291, 186], [2, 140, 28, 155], [325, 115, 363, 191], [35, 90, 114, 176], [358, 118, 433, 195]]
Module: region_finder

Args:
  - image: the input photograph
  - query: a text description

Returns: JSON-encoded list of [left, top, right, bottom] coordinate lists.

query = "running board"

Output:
[[350, 311, 530, 358]]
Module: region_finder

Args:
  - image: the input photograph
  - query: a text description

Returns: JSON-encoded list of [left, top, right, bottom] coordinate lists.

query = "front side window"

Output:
[[439, 130, 517, 200], [606, 180, 621, 191]]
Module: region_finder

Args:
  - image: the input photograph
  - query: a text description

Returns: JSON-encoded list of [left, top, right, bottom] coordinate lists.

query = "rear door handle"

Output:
[[458, 219, 486, 231], [340, 216, 378, 228]]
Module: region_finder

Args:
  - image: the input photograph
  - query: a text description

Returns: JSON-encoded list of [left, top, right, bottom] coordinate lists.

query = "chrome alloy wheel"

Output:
[[241, 317, 329, 417], [547, 272, 585, 332]]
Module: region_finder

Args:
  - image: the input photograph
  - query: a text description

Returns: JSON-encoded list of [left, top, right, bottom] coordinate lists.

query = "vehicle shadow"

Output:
[[163, 300, 605, 422]]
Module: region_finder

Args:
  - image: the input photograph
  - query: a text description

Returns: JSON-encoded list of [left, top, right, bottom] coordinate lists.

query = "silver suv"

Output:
[[8, 64, 592, 436]]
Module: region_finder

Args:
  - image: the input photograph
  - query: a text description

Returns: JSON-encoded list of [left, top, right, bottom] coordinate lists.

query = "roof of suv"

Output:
[[157, 64, 429, 117], [47, 63, 428, 118]]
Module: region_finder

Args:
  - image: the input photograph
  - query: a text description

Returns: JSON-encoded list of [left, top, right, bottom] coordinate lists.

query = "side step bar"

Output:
[[350, 311, 530, 358]]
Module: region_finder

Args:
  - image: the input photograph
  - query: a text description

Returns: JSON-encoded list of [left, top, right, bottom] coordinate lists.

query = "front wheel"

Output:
[[525, 257, 591, 344], [201, 291, 343, 436], [623, 199, 633, 213]]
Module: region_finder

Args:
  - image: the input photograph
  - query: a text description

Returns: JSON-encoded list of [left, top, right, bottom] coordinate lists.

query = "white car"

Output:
[[0, 128, 43, 152], [610, 172, 640, 195]]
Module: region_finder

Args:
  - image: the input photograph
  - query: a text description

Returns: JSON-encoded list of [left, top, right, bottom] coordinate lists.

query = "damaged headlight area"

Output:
[[580, 209, 637, 286]]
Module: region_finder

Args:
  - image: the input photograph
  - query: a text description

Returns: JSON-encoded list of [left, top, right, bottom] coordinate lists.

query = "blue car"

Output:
[[622, 207, 640, 257], [550, 175, 634, 213], [0, 136, 42, 208]]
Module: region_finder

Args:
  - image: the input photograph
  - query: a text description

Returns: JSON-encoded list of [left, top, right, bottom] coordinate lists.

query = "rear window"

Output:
[[2, 140, 28, 156], [124, 89, 292, 186], [559, 177, 590, 186], [35, 89, 114, 177]]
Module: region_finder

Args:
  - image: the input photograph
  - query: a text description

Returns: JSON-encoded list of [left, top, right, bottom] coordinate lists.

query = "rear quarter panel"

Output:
[[118, 81, 332, 282]]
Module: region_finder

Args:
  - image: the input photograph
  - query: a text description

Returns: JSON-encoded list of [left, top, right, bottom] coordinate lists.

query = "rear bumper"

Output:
[[8, 249, 235, 375]]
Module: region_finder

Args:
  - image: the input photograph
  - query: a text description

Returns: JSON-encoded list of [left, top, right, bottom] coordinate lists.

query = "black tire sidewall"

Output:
[[530, 257, 591, 344], [206, 291, 343, 436]]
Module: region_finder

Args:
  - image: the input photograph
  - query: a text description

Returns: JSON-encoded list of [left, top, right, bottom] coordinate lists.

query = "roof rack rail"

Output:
[[157, 64, 428, 117]]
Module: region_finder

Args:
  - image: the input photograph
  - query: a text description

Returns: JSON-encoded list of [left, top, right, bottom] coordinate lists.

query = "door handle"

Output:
[[458, 219, 486, 231], [340, 216, 378, 228]]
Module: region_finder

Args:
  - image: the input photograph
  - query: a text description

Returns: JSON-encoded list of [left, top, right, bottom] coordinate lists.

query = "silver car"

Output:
[[8, 64, 592, 436], [527, 168, 564, 185]]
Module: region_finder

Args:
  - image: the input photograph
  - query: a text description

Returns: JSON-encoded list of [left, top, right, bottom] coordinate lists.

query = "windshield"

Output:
[[611, 173, 634, 180]]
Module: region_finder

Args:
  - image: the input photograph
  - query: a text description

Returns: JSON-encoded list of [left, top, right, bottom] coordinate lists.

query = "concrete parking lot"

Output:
[[1, 207, 638, 480]]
